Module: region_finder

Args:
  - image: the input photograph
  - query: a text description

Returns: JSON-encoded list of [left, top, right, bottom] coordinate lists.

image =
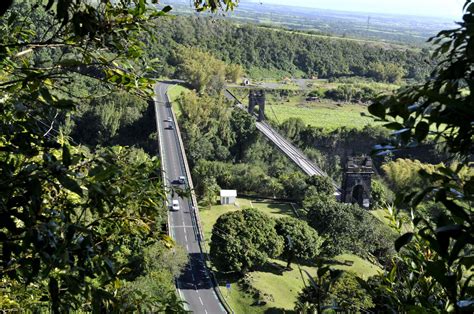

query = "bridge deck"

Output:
[[226, 90, 341, 195]]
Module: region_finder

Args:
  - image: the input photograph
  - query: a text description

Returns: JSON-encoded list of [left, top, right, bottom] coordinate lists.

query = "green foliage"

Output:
[[381, 158, 437, 194], [226, 63, 245, 83], [116, 242, 188, 312], [148, 16, 432, 80], [280, 117, 306, 143], [72, 91, 149, 145], [367, 62, 407, 83], [275, 217, 323, 268], [370, 178, 391, 209], [297, 270, 374, 312], [323, 84, 379, 102], [294, 259, 343, 313], [367, 1, 474, 311], [210, 208, 284, 273], [172, 46, 227, 94], [306, 175, 335, 197], [328, 272, 374, 311], [202, 177, 221, 209], [279, 171, 308, 201], [0, 0, 238, 310], [0, 141, 168, 310], [230, 108, 258, 161], [177, 90, 235, 165], [369, 14, 473, 156], [305, 196, 395, 261]]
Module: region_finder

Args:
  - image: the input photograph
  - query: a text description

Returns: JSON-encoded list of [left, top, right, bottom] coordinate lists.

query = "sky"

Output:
[[251, 0, 465, 18]]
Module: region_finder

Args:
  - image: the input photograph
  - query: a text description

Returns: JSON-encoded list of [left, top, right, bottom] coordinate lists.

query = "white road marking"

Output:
[[158, 84, 227, 313]]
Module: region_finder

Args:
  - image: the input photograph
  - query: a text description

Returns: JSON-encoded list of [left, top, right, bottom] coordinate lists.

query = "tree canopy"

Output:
[[210, 208, 284, 273], [275, 217, 323, 268]]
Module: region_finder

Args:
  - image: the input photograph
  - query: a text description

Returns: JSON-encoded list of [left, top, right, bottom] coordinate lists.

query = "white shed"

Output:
[[220, 190, 237, 205]]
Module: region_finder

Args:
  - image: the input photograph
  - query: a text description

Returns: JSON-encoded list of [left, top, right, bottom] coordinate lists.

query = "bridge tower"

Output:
[[248, 90, 266, 121], [341, 156, 373, 209]]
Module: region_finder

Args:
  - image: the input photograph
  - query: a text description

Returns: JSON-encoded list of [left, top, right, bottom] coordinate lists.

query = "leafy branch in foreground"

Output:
[[0, 0, 238, 311], [368, 1, 473, 312]]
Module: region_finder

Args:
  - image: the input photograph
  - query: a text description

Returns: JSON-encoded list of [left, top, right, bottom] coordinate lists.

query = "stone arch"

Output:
[[341, 156, 373, 209], [351, 184, 364, 206]]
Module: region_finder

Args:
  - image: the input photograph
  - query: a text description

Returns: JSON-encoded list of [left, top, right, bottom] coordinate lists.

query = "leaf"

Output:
[[426, 260, 448, 287], [391, 128, 411, 136], [368, 102, 386, 119], [383, 122, 404, 130], [58, 174, 83, 196], [45, 0, 55, 10], [389, 263, 397, 282], [161, 5, 172, 13], [103, 257, 115, 276], [414, 121, 429, 142], [435, 224, 463, 238], [460, 255, 474, 269], [395, 232, 414, 252], [62, 144, 71, 167], [440, 198, 470, 221]]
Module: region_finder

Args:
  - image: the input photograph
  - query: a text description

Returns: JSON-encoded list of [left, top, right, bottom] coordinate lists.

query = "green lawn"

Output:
[[250, 201, 296, 219], [269, 100, 382, 131], [217, 254, 381, 313], [228, 78, 397, 131], [201, 198, 382, 313], [167, 84, 189, 117], [332, 254, 381, 280]]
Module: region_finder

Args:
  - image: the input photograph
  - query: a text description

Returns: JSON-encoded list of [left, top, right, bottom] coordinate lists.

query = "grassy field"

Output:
[[199, 197, 297, 240], [201, 197, 382, 313], [216, 255, 381, 313], [167, 84, 189, 117], [229, 78, 397, 130], [268, 99, 381, 130]]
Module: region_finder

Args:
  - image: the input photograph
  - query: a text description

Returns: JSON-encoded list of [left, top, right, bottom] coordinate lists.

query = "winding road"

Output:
[[154, 82, 227, 314]]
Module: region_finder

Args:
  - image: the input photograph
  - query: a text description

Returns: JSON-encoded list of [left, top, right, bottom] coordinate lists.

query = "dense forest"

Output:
[[147, 16, 434, 81]]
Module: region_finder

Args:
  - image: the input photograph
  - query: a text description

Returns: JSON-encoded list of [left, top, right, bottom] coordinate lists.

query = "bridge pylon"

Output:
[[248, 90, 266, 121], [341, 156, 374, 208]]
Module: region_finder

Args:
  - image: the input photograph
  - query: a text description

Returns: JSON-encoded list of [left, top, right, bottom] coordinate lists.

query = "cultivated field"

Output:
[[268, 99, 381, 131]]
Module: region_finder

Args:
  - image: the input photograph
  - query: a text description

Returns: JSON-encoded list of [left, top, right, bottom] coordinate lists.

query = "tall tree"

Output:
[[275, 217, 323, 268]]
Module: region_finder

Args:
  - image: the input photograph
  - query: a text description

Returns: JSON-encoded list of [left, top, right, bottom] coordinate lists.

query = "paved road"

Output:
[[154, 82, 226, 314]]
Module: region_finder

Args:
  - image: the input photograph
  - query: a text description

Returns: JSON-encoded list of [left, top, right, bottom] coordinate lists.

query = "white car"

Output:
[[166, 117, 172, 122], [172, 200, 180, 211], [178, 176, 186, 184]]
